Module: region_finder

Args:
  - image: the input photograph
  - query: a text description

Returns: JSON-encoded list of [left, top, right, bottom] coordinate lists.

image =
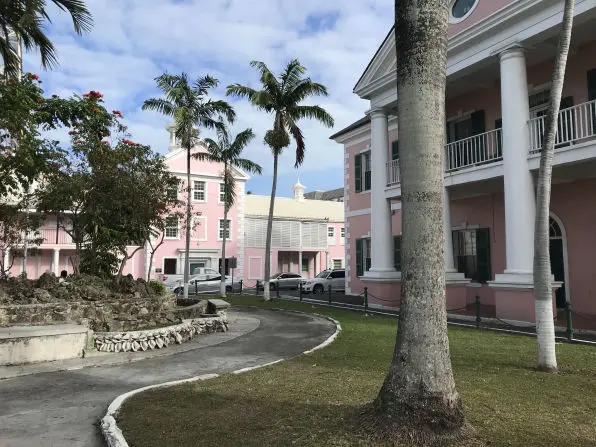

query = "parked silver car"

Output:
[[172, 275, 241, 295], [268, 272, 304, 290], [300, 269, 346, 295]]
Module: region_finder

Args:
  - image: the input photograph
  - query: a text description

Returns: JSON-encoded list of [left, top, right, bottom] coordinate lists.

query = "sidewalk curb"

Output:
[[100, 310, 341, 447]]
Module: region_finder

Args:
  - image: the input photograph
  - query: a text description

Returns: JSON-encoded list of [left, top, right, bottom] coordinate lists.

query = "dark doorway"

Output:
[[549, 217, 567, 308], [164, 258, 177, 275]]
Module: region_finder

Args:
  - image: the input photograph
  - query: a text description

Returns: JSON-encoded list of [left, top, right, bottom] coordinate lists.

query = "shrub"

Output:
[[149, 280, 167, 296]]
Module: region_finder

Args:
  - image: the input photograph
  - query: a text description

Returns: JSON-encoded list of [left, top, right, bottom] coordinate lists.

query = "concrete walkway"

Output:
[[0, 308, 335, 447]]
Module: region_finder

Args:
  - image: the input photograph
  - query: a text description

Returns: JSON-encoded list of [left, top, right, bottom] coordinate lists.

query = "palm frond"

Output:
[[141, 98, 175, 116], [281, 59, 306, 93], [229, 128, 255, 156], [249, 60, 281, 95], [193, 145, 222, 163], [226, 84, 259, 101], [284, 116, 305, 168], [193, 75, 218, 96], [289, 105, 334, 128], [234, 157, 262, 175], [222, 166, 237, 209], [285, 79, 329, 105], [50, 0, 93, 34]]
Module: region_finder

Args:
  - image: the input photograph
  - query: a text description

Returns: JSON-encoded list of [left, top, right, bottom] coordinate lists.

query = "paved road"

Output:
[[0, 308, 335, 447]]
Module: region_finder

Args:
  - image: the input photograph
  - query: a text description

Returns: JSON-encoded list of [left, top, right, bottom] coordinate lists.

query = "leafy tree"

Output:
[[0, 200, 42, 278], [227, 60, 333, 300], [143, 73, 235, 299], [533, 0, 575, 372], [0, 0, 93, 78], [372, 1, 466, 443], [86, 139, 180, 281], [35, 89, 125, 276], [196, 126, 262, 297]]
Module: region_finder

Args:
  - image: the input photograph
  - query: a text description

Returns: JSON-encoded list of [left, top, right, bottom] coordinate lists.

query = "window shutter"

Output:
[[495, 118, 503, 157], [470, 110, 486, 135], [475, 228, 491, 282], [393, 235, 402, 271], [391, 140, 399, 160], [559, 96, 575, 142], [354, 154, 362, 193], [364, 170, 371, 191], [356, 238, 363, 277], [587, 68, 596, 101]]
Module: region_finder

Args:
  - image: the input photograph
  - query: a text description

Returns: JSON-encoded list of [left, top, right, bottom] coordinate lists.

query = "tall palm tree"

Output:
[[0, 0, 93, 78], [534, 0, 575, 372], [373, 1, 466, 443], [143, 73, 235, 299], [196, 126, 262, 297], [227, 60, 334, 300]]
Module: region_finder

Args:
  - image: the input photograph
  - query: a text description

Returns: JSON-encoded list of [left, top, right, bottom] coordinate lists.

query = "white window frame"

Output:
[[327, 226, 335, 245], [340, 227, 345, 245], [362, 151, 371, 193], [191, 216, 207, 242], [218, 183, 225, 204], [218, 218, 232, 241], [333, 259, 343, 269], [166, 184, 178, 201], [164, 216, 179, 239], [448, 0, 479, 24], [193, 180, 206, 202]]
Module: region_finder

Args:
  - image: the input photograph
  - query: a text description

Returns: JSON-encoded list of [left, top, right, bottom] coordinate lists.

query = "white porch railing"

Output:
[[386, 159, 400, 187], [445, 128, 502, 172], [39, 228, 72, 244], [529, 99, 596, 153]]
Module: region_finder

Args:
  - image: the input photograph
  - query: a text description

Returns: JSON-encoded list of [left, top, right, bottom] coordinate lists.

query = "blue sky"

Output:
[[22, 0, 393, 197]]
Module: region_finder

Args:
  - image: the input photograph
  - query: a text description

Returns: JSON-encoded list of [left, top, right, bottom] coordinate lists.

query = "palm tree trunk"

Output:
[[263, 152, 278, 301], [534, 0, 575, 372], [183, 147, 192, 299], [220, 164, 229, 298], [374, 0, 464, 440]]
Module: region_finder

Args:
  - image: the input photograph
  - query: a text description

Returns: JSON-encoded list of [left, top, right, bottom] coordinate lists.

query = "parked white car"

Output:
[[161, 267, 222, 290], [300, 269, 346, 295], [172, 274, 241, 295]]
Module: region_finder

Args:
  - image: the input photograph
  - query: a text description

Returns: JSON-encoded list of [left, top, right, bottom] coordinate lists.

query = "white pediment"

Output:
[[354, 28, 396, 98]]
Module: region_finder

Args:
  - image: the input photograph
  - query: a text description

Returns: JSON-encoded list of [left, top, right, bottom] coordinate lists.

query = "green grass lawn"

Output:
[[118, 296, 596, 446]]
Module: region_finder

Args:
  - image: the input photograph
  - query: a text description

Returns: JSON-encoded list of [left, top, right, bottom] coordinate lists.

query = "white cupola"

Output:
[[166, 123, 177, 152], [292, 178, 305, 201]]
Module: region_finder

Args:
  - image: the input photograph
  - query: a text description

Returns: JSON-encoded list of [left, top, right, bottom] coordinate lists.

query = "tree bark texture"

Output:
[[183, 147, 192, 299], [262, 153, 278, 301], [220, 162, 229, 298], [374, 0, 465, 438], [534, 0, 575, 372]]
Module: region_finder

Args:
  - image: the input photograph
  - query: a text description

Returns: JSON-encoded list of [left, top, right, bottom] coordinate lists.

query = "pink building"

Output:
[[243, 180, 345, 288], [5, 126, 345, 284], [331, 0, 596, 324]]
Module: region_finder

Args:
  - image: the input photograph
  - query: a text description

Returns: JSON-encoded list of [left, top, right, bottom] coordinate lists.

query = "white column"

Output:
[[52, 248, 60, 276], [3, 248, 10, 275], [315, 252, 319, 275], [444, 188, 468, 283], [298, 251, 303, 275], [367, 107, 398, 278], [495, 45, 535, 284]]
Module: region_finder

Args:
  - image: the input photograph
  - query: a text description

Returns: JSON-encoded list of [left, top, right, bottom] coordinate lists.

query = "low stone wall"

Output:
[[93, 316, 228, 353], [0, 295, 179, 332]]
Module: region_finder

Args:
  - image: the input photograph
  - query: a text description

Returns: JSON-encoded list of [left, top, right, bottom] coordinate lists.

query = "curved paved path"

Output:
[[0, 308, 335, 447]]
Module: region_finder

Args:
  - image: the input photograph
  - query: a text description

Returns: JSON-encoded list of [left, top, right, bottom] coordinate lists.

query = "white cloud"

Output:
[[21, 0, 393, 188]]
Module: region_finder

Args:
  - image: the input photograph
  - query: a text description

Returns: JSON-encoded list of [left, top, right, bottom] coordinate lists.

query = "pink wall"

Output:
[[448, 0, 515, 37], [551, 177, 596, 316], [345, 139, 371, 213], [445, 41, 596, 132]]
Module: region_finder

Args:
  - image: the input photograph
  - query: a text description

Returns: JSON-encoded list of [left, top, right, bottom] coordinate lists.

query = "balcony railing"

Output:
[[445, 128, 502, 172], [38, 228, 72, 245], [386, 159, 400, 186], [529, 99, 596, 153]]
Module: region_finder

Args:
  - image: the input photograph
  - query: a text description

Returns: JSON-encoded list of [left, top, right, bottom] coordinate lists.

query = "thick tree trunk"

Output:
[[374, 0, 465, 441], [220, 164, 229, 298], [534, 0, 575, 372], [263, 153, 278, 301], [183, 147, 192, 299]]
